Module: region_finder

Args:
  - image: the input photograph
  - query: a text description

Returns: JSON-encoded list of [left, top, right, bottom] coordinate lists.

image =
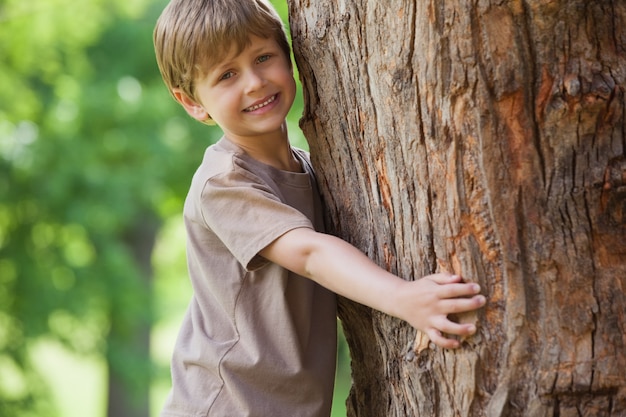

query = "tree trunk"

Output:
[[288, 1, 626, 416], [107, 215, 158, 417]]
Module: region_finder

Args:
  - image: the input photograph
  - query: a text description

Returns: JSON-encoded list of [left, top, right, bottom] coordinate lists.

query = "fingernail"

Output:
[[472, 284, 481, 292], [477, 295, 486, 304], [468, 325, 476, 333]]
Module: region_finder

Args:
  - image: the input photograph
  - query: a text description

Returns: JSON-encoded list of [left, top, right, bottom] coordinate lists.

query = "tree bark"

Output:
[[288, 1, 626, 416]]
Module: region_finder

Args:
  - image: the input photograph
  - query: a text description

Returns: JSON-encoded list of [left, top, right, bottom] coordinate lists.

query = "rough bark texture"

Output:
[[288, 1, 626, 416]]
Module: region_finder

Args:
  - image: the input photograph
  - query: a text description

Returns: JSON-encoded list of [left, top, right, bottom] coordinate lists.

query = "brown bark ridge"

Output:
[[288, 1, 626, 416]]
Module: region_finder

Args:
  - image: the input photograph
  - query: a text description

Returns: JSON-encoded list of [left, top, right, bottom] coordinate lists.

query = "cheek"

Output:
[[282, 72, 297, 101], [203, 90, 237, 115]]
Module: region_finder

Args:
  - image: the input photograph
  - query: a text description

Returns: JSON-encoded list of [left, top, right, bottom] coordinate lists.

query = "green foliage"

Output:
[[0, 0, 309, 415], [0, 0, 218, 414]]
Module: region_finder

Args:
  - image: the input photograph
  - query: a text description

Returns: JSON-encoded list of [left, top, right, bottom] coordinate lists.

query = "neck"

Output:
[[225, 123, 301, 172]]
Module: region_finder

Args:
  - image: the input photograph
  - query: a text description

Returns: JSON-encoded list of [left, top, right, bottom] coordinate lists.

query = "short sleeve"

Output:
[[199, 171, 314, 271]]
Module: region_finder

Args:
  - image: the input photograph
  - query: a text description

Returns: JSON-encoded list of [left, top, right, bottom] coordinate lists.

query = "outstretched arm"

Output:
[[260, 227, 486, 349]]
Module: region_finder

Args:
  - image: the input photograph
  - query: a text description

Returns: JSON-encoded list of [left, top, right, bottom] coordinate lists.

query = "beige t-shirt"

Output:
[[161, 138, 338, 417]]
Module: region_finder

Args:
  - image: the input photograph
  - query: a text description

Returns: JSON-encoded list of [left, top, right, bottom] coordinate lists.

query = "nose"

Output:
[[244, 68, 266, 94]]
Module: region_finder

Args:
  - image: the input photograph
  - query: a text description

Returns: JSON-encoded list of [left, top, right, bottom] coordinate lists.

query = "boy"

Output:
[[153, 0, 486, 416]]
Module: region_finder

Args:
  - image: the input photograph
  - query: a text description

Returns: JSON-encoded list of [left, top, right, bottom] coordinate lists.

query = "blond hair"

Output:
[[154, 0, 291, 101]]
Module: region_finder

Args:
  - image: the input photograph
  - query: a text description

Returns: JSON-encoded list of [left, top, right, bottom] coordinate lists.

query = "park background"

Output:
[[0, 0, 351, 416]]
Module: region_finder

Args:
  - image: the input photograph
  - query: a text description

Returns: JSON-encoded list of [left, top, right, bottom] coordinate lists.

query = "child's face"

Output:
[[176, 35, 296, 143]]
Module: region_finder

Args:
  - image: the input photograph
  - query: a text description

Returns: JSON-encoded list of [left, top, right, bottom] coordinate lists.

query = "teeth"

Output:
[[246, 95, 275, 112]]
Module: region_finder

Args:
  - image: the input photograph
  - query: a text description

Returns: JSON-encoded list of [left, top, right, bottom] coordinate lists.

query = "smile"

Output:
[[244, 94, 277, 112]]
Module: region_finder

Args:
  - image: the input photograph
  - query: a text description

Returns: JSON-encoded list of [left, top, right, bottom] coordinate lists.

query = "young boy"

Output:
[[153, 0, 486, 416]]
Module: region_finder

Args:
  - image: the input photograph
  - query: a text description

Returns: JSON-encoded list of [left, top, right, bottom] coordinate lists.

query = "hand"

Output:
[[394, 273, 486, 349]]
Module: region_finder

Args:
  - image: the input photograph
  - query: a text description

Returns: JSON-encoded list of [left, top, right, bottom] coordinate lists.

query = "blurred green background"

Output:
[[0, 0, 350, 416]]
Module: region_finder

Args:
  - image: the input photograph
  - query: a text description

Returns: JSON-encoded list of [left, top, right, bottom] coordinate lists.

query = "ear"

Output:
[[172, 88, 210, 122]]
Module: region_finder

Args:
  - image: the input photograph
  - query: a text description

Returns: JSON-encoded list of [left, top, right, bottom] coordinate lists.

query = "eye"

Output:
[[257, 54, 271, 64], [219, 70, 234, 81]]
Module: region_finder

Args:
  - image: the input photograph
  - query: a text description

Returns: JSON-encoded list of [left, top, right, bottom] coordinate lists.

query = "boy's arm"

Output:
[[260, 227, 486, 349]]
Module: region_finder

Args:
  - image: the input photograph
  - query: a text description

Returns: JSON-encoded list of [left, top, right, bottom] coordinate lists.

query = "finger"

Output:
[[437, 283, 482, 299], [439, 294, 486, 314], [428, 273, 464, 285], [426, 328, 461, 349], [434, 317, 478, 337]]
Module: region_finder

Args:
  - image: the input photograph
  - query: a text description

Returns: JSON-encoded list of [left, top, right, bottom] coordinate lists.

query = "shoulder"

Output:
[[291, 146, 316, 176], [191, 139, 264, 188], [184, 140, 270, 222], [292, 146, 311, 165], [198, 139, 243, 178]]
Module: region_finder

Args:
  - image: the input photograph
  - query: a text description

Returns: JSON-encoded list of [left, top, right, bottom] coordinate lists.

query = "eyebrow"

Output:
[[207, 42, 276, 77]]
